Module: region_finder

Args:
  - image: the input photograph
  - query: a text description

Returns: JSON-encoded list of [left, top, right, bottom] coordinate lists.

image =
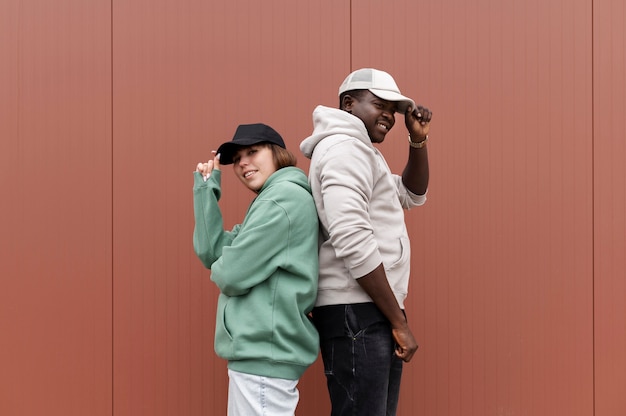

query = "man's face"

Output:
[[345, 91, 397, 143]]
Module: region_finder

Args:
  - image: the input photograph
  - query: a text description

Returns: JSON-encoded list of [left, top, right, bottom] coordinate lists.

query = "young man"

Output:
[[300, 68, 432, 415]]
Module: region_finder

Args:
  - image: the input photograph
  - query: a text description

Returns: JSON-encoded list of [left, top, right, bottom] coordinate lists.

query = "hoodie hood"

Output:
[[260, 166, 311, 195], [300, 106, 374, 159]]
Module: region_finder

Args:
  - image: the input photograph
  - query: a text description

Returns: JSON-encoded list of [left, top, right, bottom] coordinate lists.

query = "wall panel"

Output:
[[0, 1, 112, 415], [351, 0, 593, 415], [594, 0, 626, 415], [112, 1, 348, 414]]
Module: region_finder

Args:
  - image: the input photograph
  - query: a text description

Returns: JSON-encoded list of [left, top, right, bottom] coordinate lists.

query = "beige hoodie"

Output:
[[300, 105, 426, 309]]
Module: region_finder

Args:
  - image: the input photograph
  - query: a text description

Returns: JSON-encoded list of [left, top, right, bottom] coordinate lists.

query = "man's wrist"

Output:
[[408, 134, 428, 148]]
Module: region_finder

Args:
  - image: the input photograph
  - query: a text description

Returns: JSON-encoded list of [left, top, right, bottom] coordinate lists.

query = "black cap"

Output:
[[216, 123, 286, 165]]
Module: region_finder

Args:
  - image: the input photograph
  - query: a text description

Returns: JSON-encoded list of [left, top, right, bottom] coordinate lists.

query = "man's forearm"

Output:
[[402, 144, 429, 195], [356, 263, 408, 328]]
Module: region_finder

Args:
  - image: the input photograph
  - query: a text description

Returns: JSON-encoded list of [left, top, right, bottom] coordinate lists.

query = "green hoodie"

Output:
[[193, 166, 319, 380]]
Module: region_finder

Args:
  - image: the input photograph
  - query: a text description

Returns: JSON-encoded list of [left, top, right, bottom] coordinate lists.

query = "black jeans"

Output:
[[312, 303, 403, 416]]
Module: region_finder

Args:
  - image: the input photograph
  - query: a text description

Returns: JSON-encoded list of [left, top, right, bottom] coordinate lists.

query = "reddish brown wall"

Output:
[[0, 0, 624, 415], [593, 0, 626, 414], [0, 1, 113, 415]]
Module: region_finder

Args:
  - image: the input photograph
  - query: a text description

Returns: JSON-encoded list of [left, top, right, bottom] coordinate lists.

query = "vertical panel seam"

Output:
[[349, 0, 352, 70], [591, 0, 595, 415], [110, 0, 115, 415]]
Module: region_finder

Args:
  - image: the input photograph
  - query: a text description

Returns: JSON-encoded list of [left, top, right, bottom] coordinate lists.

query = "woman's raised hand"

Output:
[[195, 151, 221, 180]]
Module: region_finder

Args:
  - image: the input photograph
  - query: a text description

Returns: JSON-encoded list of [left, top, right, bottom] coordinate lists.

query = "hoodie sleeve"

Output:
[[209, 197, 290, 296], [192, 170, 239, 269], [316, 139, 384, 279], [393, 174, 427, 208]]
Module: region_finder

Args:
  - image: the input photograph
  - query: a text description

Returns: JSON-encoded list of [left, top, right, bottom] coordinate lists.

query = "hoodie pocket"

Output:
[[214, 295, 235, 358], [386, 237, 410, 271]]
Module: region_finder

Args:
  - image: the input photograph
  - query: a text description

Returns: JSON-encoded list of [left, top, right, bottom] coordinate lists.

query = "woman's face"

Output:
[[232, 144, 277, 192]]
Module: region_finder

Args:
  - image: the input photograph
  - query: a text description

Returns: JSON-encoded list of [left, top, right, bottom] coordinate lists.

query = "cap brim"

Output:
[[216, 138, 269, 165], [369, 88, 416, 113]]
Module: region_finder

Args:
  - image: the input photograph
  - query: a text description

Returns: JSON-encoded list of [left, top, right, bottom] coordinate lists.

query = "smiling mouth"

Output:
[[244, 171, 256, 178], [377, 123, 389, 131]]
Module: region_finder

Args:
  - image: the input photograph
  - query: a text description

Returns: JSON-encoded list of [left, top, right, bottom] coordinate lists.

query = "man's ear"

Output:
[[341, 95, 354, 111]]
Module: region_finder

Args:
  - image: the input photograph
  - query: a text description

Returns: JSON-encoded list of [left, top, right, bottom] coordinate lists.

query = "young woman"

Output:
[[193, 123, 319, 416]]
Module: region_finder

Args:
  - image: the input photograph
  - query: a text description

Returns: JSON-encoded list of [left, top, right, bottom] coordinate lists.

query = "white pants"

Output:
[[227, 369, 300, 416]]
